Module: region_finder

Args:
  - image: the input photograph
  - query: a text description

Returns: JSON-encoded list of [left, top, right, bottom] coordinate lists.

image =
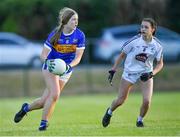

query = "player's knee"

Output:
[[51, 92, 60, 102]]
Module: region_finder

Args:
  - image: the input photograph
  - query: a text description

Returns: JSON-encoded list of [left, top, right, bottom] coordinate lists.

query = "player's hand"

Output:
[[64, 64, 72, 74], [108, 70, 116, 86], [45, 59, 57, 75], [45, 59, 56, 73], [140, 72, 153, 82]]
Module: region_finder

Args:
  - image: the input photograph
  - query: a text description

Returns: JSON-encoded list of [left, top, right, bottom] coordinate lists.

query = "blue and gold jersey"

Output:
[[44, 28, 85, 64]]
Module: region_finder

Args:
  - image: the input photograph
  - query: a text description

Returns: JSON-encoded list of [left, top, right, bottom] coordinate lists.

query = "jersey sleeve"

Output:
[[122, 42, 133, 54], [121, 35, 139, 54], [77, 31, 85, 49], [44, 30, 56, 49]]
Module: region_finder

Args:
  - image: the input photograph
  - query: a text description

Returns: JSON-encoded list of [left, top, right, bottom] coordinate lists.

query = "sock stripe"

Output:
[[23, 104, 29, 113]]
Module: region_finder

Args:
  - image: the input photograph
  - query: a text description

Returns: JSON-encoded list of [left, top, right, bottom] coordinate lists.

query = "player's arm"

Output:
[[111, 52, 126, 71], [108, 52, 126, 85], [69, 48, 85, 67], [153, 57, 163, 75], [40, 46, 51, 62], [153, 46, 164, 75]]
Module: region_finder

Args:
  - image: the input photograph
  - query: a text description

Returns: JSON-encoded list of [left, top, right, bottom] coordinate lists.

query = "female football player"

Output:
[[14, 7, 86, 131], [102, 18, 163, 127]]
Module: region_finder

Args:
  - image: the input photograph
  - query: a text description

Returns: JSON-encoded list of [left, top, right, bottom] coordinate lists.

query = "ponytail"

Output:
[[50, 25, 64, 46], [50, 8, 76, 46]]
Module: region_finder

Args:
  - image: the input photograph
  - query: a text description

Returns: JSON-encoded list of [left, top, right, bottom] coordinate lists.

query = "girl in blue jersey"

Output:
[[14, 7, 86, 131], [102, 18, 163, 128]]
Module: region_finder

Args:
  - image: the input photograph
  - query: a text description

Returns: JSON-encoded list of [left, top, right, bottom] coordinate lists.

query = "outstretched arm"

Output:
[[111, 52, 126, 71], [153, 57, 163, 75], [40, 46, 51, 62], [69, 49, 85, 67], [108, 52, 126, 85]]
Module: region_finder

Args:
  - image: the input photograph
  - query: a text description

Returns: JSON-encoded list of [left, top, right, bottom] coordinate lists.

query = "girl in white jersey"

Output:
[[14, 7, 86, 131], [102, 18, 163, 127]]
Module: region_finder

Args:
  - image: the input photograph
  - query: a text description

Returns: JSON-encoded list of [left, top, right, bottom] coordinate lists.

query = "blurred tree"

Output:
[[2, 15, 19, 32], [166, 0, 180, 32], [0, 0, 70, 39], [69, 0, 117, 37], [113, 0, 167, 26], [0, 0, 117, 38], [0, 0, 179, 40]]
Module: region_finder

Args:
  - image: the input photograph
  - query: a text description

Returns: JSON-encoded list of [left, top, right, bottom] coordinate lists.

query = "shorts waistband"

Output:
[[127, 72, 142, 76]]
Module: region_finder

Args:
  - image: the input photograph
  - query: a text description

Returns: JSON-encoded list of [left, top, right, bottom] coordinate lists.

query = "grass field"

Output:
[[0, 92, 180, 136]]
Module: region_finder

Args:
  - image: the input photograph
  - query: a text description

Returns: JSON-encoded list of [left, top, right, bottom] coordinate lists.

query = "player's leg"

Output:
[[111, 78, 133, 111], [58, 71, 72, 91], [102, 78, 133, 127], [39, 71, 72, 131], [39, 70, 60, 130], [137, 78, 153, 127], [28, 88, 50, 111], [14, 83, 50, 123]]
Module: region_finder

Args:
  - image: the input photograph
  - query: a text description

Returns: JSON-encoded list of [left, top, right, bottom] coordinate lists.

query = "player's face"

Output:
[[65, 14, 78, 31], [140, 21, 155, 37]]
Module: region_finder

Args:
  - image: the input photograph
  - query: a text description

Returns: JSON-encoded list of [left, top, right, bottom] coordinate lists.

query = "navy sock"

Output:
[[23, 104, 29, 113], [40, 120, 48, 127]]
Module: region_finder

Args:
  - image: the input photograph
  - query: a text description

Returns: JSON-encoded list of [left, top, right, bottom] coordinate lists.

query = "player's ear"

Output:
[[152, 27, 156, 35]]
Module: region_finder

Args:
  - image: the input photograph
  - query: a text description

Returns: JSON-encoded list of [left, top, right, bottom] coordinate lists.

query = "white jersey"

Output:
[[122, 34, 163, 73]]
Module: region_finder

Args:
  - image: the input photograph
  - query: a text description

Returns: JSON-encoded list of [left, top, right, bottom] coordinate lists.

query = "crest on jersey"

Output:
[[73, 39, 78, 43], [135, 53, 148, 63], [65, 40, 69, 44], [151, 47, 155, 53], [59, 39, 64, 43], [142, 46, 148, 52]]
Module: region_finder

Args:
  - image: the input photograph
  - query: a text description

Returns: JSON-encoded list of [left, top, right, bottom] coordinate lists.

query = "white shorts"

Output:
[[59, 71, 72, 82], [122, 71, 141, 84]]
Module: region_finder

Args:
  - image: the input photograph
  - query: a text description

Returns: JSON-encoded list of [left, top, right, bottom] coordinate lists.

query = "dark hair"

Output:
[[142, 18, 157, 35], [50, 7, 77, 45]]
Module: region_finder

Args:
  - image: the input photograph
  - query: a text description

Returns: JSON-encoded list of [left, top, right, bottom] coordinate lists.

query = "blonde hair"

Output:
[[50, 7, 77, 45]]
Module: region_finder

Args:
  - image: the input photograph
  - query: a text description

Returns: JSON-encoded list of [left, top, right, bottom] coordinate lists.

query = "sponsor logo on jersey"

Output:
[[135, 53, 148, 63], [53, 44, 77, 53]]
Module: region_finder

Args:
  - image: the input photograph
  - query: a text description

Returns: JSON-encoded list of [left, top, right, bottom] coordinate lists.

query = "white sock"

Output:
[[137, 116, 143, 122], [107, 108, 112, 115]]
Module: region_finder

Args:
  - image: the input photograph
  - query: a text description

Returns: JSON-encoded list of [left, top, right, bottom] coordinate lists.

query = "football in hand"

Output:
[[48, 59, 67, 75]]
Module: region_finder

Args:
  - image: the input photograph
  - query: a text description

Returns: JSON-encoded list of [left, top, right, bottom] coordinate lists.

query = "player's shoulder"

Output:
[[75, 28, 85, 37], [153, 36, 163, 49], [123, 34, 141, 47]]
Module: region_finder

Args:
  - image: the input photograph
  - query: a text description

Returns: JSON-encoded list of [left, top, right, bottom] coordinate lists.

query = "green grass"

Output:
[[0, 92, 180, 136]]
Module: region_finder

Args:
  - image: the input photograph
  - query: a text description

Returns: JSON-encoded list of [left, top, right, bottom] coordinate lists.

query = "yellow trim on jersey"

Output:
[[53, 44, 77, 53]]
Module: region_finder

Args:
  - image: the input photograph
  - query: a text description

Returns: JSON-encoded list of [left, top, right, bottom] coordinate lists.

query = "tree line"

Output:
[[0, 0, 179, 40]]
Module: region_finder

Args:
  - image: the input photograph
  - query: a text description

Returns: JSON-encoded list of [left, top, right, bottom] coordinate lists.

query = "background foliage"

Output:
[[0, 0, 179, 40]]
